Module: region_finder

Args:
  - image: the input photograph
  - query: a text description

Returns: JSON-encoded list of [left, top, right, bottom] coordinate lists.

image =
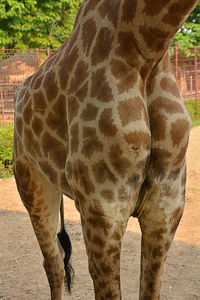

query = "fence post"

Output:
[[47, 47, 50, 58], [36, 48, 39, 69], [0, 86, 5, 120], [194, 47, 198, 118]]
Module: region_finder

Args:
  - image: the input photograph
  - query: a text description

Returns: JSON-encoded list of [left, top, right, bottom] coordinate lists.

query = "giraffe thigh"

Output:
[[137, 164, 186, 300], [13, 140, 64, 300]]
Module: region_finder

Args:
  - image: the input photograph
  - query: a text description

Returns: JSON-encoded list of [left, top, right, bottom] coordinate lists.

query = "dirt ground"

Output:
[[0, 127, 200, 300]]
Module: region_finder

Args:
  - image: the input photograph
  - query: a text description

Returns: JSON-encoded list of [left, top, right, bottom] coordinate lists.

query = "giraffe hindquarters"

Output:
[[13, 146, 66, 300], [137, 165, 186, 300]]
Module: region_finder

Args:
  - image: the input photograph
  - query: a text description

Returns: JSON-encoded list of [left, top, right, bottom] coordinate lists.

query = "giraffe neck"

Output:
[[117, 0, 199, 62], [77, 0, 198, 81]]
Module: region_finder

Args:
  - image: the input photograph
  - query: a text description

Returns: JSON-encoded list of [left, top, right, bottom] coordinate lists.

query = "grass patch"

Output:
[[0, 123, 14, 179], [185, 99, 200, 128]]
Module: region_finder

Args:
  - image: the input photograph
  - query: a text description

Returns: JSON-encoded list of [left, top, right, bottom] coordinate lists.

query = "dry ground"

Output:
[[0, 127, 200, 300]]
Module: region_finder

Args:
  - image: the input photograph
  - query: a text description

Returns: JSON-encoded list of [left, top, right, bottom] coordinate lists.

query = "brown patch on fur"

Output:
[[33, 90, 47, 114], [16, 117, 23, 136], [170, 119, 190, 147], [14, 161, 35, 210], [91, 68, 113, 102], [126, 174, 140, 188], [69, 60, 89, 93], [87, 206, 112, 235], [162, 0, 197, 27], [99, 108, 117, 137], [83, 0, 99, 16], [42, 132, 66, 169], [58, 47, 79, 90], [33, 75, 43, 90], [73, 160, 95, 195], [160, 77, 180, 98], [24, 127, 42, 157], [81, 103, 99, 121], [23, 101, 32, 125], [116, 31, 139, 67], [151, 147, 171, 179], [111, 230, 121, 241], [100, 190, 114, 202], [139, 25, 170, 52], [46, 99, 68, 140], [98, 0, 121, 27], [92, 159, 117, 184], [149, 96, 184, 114], [92, 235, 106, 248], [118, 97, 144, 126], [81, 127, 103, 159], [143, 0, 168, 17], [70, 123, 79, 154], [75, 82, 88, 102], [43, 70, 58, 102], [51, 95, 68, 140], [68, 96, 80, 124], [170, 207, 183, 234], [82, 18, 97, 55], [101, 262, 112, 276], [146, 66, 158, 97], [111, 59, 138, 93], [175, 144, 188, 165], [124, 131, 151, 149], [121, 0, 137, 23], [32, 116, 43, 137], [39, 161, 58, 185], [149, 110, 167, 142], [153, 228, 167, 240], [91, 27, 114, 65], [152, 246, 163, 258], [109, 145, 130, 176]]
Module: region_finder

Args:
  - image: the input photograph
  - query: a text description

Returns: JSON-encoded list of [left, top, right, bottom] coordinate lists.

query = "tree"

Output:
[[0, 0, 81, 49], [173, 3, 200, 48]]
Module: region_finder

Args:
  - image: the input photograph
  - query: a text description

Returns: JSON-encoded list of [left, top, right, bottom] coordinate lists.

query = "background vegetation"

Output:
[[173, 4, 200, 48], [0, 124, 14, 179], [0, 0, 200, 49], [0, 0, 81, 49]]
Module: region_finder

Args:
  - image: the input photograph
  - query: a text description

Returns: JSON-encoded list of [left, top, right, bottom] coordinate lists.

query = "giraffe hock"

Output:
[[57, 227, 74, 293]]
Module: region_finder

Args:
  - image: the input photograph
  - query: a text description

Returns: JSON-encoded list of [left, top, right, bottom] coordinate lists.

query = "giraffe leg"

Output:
[[78, 201, 128, 300], [13, 151, 66, 300], [137, 166, 186, 300]]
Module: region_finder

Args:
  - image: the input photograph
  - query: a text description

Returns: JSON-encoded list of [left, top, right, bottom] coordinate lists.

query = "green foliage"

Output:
[[173, 4, 200, 49], [0, 124, 14, 179], [185, 99, 200, 128], [0, 0, 81, 49]]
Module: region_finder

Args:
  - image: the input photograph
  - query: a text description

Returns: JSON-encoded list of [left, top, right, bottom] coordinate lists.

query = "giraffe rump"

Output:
[[57, 228, 74, 293]]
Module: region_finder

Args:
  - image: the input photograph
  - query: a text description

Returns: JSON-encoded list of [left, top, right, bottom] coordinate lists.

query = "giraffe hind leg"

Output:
[[13, 146, 72, 300]]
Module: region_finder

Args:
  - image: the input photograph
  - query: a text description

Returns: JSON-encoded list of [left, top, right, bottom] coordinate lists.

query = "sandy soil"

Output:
[[0, 127, 200, 300]]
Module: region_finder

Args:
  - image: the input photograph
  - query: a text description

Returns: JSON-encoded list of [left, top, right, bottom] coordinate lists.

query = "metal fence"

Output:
[[0, 46, 200, 121]]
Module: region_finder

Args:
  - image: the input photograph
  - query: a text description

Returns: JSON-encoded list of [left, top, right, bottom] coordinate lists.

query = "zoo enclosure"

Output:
[[0, 46, 200, 121]]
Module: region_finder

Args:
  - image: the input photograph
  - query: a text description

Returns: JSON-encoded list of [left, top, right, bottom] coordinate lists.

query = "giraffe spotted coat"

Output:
[[13, 0, 199, 299]]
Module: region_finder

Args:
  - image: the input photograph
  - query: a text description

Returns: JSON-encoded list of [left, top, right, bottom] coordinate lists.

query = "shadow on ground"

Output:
[[0, 209, 199, 300]]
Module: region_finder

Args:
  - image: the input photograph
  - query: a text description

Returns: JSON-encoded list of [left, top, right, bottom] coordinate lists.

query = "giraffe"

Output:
[[13, 0, 199, 299]]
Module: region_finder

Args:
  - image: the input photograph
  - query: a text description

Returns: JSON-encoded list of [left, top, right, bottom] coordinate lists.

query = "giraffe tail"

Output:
[[57, 195, 74, 293]]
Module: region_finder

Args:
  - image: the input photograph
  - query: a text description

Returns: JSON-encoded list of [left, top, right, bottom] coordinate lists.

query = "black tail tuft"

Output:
[[57, 228, 74, 293]]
